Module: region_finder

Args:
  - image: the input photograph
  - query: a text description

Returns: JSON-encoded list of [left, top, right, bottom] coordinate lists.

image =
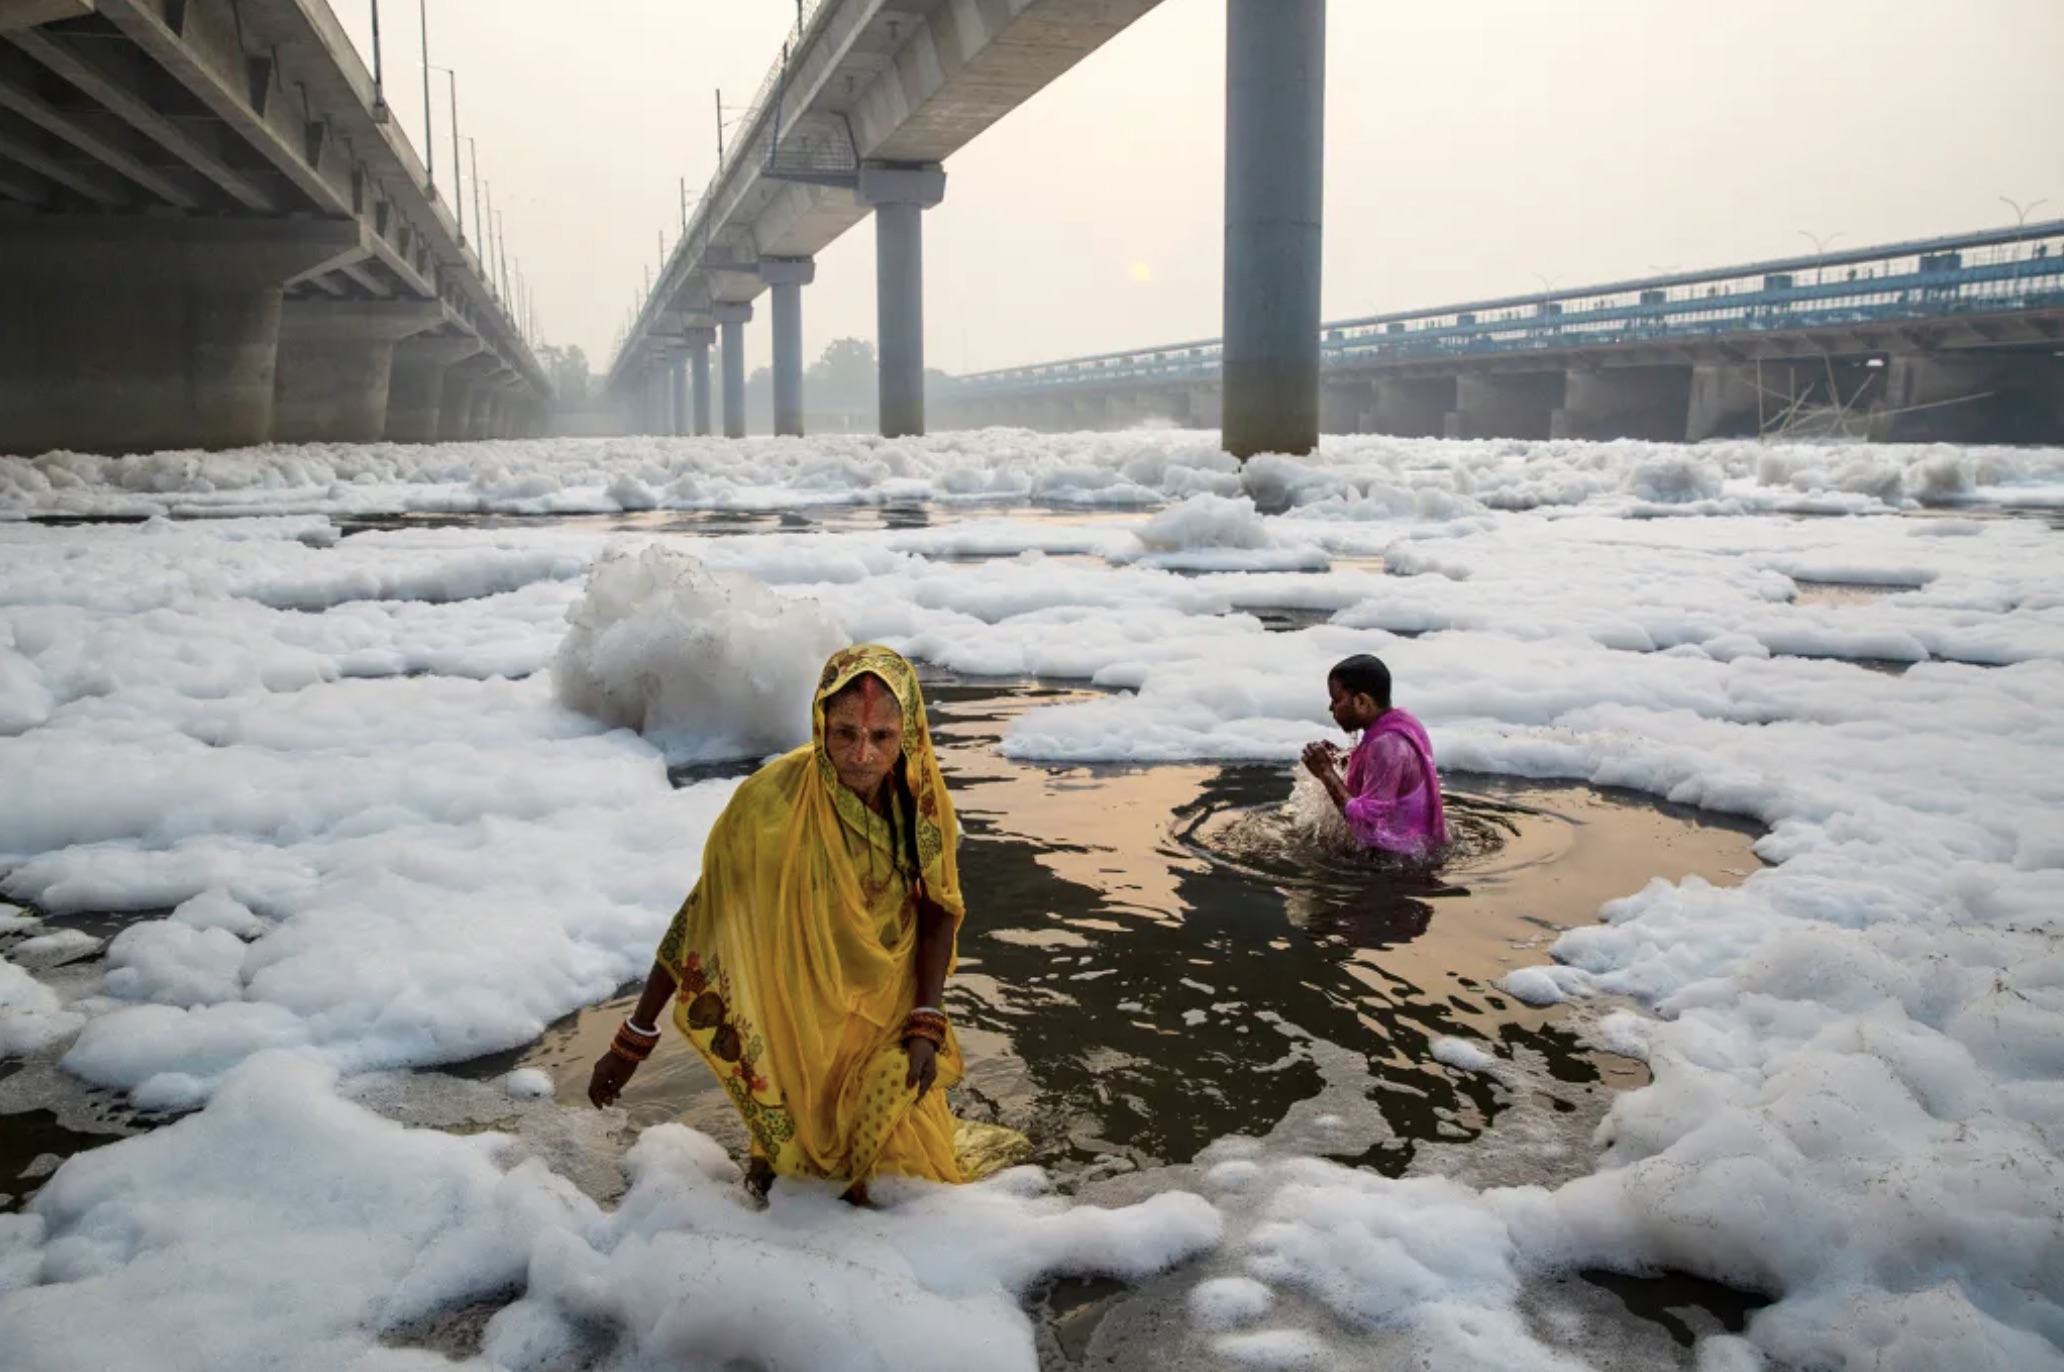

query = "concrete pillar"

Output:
[[1686, 362, 1764, 442], [857, 164, 947, 439], [1552, 365, 1694, 441], [438, 358, 496, 442], [1871, 352, 2063, 444], [1319, 379, 1370, 434], [1222, 0, 1325, 460], [1448, 371, 1564, 440], [387, 337, 485, 443], [468, 384, 498, 441], [1369, 376, 1455, 437], [760, 258, 816, 437], [655, 363, 677, 436], [685, 327, 715, 437], [669, 352, 689, 436], [0, 218, 363, 455], [714, 303, 752, 439], [271, 300, 447, 444]]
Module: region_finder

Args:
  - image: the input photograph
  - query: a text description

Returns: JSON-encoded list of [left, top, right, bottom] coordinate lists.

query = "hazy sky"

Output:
[[334, 0, 2064, 381]]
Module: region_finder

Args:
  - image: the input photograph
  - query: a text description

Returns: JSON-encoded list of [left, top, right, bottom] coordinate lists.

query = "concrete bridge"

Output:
[[0, 0, 546, 456], [606, 0, 1169, 442], [939, 221, 2064, 447]]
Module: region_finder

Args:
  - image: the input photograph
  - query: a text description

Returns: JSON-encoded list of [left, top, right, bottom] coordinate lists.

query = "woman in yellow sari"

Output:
[[588, 644, 1022, 1197]]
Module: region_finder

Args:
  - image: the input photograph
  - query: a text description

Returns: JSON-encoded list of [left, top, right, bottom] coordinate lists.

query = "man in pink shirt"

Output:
[[1300, 654, 1448, 860]]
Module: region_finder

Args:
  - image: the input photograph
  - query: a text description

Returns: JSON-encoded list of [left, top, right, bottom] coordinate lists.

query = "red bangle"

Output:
[[611, 1026, 656, 1063]]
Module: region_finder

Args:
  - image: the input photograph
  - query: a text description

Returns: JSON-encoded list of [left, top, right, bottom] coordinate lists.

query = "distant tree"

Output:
[[540, 344, 594, 411], [808, 338, 877, 415]]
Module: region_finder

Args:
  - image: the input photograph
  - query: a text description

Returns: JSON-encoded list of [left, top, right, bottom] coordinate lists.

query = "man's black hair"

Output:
[[1329, 654, 1392, 710]]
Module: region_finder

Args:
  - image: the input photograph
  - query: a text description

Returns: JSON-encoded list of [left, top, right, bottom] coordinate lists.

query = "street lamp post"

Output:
[[429, 65, 462, 242], [417, 0, 435, 195], [483, 179, 497, 300], [2001, 195, 2050, 298], [464, 137, 483, 263], [369, 1, 390, 122], [1797, 228, 1843, 288]]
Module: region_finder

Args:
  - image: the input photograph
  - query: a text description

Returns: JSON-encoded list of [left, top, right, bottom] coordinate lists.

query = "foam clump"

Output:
[[1190, 1274, 1275, 1331], [1430, 1036, 1498, 1073], [552, 542, 846, 762], [0, 955, 82, 1054], [504, 1067, 554, 1101], [0, 1058, 1224, 1372], [1136, 493, 1277, 552]]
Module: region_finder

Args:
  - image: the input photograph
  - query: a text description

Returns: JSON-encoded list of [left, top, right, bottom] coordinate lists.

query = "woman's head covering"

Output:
[[810, 644, 963, 919]]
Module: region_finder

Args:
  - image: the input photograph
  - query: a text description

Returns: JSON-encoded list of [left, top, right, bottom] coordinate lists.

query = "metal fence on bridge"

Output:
[[949, 222, 2064, 397]]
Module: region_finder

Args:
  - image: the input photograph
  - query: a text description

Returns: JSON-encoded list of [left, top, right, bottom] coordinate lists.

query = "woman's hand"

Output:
[[904, 1036, 939, 1101], [1301, 740, 1341, 779], [588, 1050, 636, 1108]]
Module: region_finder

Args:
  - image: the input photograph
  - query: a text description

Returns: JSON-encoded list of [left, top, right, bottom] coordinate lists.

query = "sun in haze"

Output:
[[1129, 262, 1153, 283]]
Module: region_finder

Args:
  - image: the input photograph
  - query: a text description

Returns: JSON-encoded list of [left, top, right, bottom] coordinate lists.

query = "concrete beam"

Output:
[[272, 299, 446, 444], [7, 25, 275, 210], [0, 47, 201, 206], [0, 1, 96, 35], [0, 215, 362, 454]]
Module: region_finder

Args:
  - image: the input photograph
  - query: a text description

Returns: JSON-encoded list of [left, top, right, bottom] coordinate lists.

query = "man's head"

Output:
[[822, 672, 905, 803], [1326, 654, 1392, 733]]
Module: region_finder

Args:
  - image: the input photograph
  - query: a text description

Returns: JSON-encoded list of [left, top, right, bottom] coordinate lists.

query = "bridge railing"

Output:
[[948, 223, 2064, 397]]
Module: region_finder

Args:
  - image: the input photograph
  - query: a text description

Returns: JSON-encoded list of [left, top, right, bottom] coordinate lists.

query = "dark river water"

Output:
[[487, 675, 1761, 1181]]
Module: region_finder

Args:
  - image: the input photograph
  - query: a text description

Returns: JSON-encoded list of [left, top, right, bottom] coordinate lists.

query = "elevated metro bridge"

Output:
[[0, 0, 545, 455], [606, 0, 1166, 441]]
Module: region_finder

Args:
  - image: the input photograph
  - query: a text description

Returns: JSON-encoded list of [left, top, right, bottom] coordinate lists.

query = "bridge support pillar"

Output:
[[652, 362, 673, 435], [714, 303, 753, 438], [272, 300, 447, 445], [386, 337, 485, 443], [1223, 0, 1325, 459], [468, 382, 500, 441], [438, 356, 500, 442], [668, 352, 689, 436], [1448, 371, 1563, 440], [685, 328, 715, 437], [760, 259, 816, 437], [0, 217, 362, 455], [1552, 365, 1693, 441], [1368, 376, 1454, 437], [1685, 363, 1769, 441], [1871, 352, 2063, 444], [858, 164, 947, 440], [1319, 379, 1370, 434]]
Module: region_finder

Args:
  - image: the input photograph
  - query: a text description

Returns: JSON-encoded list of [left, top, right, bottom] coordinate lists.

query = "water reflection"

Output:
[[507, 678, 1761, 1179]]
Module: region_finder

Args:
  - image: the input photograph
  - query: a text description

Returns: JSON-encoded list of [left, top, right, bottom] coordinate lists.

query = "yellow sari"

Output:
[[656, 645, 1025, 1185]]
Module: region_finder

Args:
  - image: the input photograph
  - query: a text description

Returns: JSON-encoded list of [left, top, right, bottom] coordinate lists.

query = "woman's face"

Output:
[[824, 676, 905, 802]]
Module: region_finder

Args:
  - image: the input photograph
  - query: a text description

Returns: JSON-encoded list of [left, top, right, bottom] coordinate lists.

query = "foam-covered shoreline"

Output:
[[2, 433, 2061, 1370]]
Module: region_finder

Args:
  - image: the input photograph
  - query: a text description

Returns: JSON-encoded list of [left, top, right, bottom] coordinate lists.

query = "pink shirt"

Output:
[[1343, 710, 1448, 857]]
